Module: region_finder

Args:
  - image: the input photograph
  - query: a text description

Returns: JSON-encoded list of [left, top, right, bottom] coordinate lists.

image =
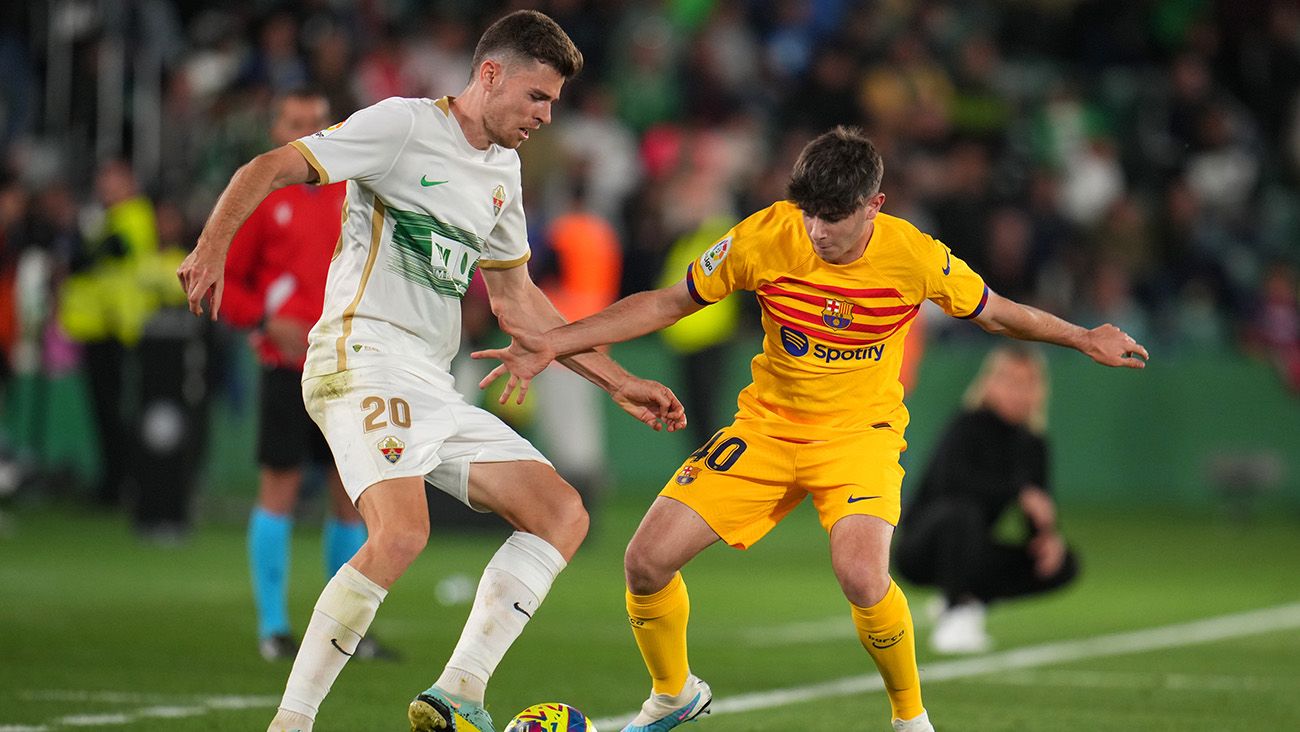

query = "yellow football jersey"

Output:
[[686, 200, 987, 440]]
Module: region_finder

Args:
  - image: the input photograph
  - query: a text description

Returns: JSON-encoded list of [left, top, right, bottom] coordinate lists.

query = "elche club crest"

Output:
[[377, 435, 405, 464], [822, 298, 855, 330], [492, 184, 506, 216], [675, 465, 701, 485]]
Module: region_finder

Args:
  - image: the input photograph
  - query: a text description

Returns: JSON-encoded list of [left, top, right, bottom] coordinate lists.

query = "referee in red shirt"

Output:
[[223, 89, 394, 661]]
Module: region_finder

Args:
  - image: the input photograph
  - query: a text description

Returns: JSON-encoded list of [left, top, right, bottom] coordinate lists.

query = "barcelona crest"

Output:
[[675, 465, 701, 485], [822, 298, 855, 330], [492, 184, 506, 216], [377, 435, 405, 464]]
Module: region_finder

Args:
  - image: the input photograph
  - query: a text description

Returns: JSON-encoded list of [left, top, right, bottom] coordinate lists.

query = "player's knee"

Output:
[[837, 565, 892, 608], [623, 543, 672, 594], [551, 492, 589, 557], [514, 487, 587, 559], [369, 524, 428, 565]]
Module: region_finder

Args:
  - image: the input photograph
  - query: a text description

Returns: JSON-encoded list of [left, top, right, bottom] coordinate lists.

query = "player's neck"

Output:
[[449, 90, 492, 150]]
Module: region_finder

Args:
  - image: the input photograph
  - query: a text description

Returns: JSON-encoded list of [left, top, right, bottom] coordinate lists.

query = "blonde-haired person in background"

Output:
[[894, 344, 1078, 654]]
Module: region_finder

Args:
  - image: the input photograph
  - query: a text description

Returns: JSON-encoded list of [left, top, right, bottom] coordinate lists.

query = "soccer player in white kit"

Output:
[[178, 11, 687, 732]]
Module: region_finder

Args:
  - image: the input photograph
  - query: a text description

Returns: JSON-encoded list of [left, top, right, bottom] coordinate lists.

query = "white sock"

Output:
[[277, 564, 387, 719], [435, 532, 566, 703]]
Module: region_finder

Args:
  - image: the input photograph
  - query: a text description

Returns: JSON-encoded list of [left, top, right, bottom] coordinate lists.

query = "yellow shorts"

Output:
[[659, 421, 907, 549]]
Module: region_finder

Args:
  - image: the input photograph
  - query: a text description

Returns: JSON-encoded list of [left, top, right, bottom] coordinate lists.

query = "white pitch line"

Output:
[[739, 616, 856, 647], [593, 601, 1300, 729], [203, 695, 282, 710], [16, 692, 278, 707], [20, 692, 147, 704], [51, 716, 132, 727], [8, 604, 1300, 730], [1, 695, 277, 731], [134, 706, 209, 720], [958, 668, 1300, 692]]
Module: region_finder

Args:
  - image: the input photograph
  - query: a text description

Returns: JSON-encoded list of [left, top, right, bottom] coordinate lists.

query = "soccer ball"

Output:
[[503, 702, 597, 731]]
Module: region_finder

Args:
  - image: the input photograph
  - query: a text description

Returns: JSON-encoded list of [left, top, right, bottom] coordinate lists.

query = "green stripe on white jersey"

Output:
[[293, 96, 529, 379]]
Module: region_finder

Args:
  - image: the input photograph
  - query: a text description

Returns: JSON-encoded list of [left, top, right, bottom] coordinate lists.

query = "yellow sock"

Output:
[[626, 572, 691, 696], [850, 580, 924, 721]]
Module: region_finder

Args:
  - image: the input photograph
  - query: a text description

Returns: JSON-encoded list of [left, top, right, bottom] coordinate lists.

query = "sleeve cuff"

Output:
[[958, 285, 990, 320], [289, 140, 331, 185], [685, 263, 714, 306], [479, 252, 531, 270]]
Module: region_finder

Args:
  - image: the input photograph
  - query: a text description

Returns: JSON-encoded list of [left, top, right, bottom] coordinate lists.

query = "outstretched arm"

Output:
[[473, 277, 703, 382], [972, 291, 1149, 368], [479, 265, 689, 431], [177, 144, 316, 319], [538, 279, 704, 357]]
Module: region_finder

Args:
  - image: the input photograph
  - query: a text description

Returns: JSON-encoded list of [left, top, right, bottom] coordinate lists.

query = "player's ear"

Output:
[[866, 192, 886, 217], [479, 58, 504, 89]]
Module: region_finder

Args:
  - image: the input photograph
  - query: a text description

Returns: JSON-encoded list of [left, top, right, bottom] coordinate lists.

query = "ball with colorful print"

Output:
[[503, 702, 596, 732]]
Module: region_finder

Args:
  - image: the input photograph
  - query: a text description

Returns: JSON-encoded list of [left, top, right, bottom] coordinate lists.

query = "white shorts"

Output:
[[303, 365, 551, 508]]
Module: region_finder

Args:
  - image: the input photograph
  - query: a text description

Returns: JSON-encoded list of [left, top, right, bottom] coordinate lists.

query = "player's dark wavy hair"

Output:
[[473, 10, 584, 79], [786, 126, 884, 222]]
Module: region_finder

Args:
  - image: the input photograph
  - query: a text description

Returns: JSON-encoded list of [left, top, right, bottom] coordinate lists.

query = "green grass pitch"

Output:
[[2, 495, 1298, 731]]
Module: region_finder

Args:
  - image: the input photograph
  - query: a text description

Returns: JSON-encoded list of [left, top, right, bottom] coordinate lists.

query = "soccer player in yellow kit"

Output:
[[474, 127, 1149, 731]]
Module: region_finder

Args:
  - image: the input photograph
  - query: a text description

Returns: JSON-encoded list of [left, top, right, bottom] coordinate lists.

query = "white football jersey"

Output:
[[291, 96, 529, 385]]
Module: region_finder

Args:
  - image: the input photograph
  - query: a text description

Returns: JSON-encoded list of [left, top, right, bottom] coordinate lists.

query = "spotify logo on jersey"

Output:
[[780, 326, 810, 357]]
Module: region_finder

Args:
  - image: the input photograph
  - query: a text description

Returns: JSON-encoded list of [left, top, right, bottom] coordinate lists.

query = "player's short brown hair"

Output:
[[786, 126, 884, 222], [472, 10, 583, 79]]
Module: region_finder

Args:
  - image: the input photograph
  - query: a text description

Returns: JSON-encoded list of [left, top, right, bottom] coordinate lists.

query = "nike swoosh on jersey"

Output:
[[942, 248, 951, 275], [420, 176, 448, 187], [847, 495, 882, 503]]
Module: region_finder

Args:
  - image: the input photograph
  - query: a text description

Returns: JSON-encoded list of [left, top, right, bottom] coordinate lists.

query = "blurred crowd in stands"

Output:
[[1, 1, 1299, 508]]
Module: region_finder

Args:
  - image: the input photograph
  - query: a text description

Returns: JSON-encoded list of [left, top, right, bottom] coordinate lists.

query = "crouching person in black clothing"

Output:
[[895, 344, 1078, 654]]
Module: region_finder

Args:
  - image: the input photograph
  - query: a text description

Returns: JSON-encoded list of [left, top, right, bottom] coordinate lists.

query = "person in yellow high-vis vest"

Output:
[[59, 159, 177, 507]]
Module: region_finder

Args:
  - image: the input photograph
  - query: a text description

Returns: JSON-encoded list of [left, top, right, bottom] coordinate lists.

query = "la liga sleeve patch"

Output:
[[699, 237, 733, 276]]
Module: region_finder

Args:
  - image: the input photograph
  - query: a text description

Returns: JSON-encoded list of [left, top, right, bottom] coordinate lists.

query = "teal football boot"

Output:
[[408, 686, 495, 732], [621, 674, 712, 732]]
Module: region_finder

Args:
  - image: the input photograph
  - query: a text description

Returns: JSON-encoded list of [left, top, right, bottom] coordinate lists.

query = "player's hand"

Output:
[[177, 242, 226, 320], [471, 330, 557, 405], [263, 317, 311, 361], [609, 376, 687, 432], [1018, 486, 1056, 532], [1028, 531, 1067, 579], [1083, 324, 1148, 368]]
